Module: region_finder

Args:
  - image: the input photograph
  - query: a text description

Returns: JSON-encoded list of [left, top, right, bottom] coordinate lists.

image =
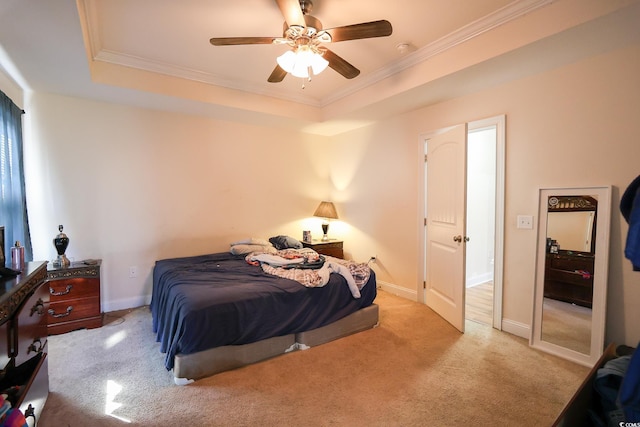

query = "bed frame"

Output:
[[173, 303, 379, 384]]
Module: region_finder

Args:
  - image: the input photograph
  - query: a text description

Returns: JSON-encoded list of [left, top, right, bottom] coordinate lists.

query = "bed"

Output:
[[151, 249, 378, 383]]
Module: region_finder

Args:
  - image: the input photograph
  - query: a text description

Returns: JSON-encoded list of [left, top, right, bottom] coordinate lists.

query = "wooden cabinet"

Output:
[[302, 240, 344, 259], [46, 260, 102, 335], [14, 283, 47, 366], [0, 261, 49, 425], [544, 252, 595, 308], [553, 343, 617, 426]]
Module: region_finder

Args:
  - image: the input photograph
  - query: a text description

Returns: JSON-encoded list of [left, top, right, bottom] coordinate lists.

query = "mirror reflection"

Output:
[[541, 195, 597, 354]]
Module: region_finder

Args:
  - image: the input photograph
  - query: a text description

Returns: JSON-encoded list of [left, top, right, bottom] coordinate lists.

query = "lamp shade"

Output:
[[313, 201, 338, 219]]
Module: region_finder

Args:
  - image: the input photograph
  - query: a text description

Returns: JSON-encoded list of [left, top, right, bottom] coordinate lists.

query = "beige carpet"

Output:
[[38, 290, 588, 426], [542, 297, 592, 355]]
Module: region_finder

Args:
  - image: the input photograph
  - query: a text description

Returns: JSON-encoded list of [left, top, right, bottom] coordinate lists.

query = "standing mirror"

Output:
[[531, 186, 611, 367]]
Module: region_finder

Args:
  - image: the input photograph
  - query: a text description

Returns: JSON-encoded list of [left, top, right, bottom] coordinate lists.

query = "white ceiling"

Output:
[[87, 0, 516, 103], [1, 0, 639, 135]]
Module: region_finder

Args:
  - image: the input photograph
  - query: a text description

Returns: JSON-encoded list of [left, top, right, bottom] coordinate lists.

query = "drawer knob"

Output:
[[30, 298, 45, 317], [50, 284, 73, 296], [24, 404, 36, 424], [48, 306, 73, 318], [27, 337, 44, 354]]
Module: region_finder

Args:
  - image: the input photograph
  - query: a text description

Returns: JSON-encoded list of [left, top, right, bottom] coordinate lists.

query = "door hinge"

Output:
[[423, 281, 426, 289]]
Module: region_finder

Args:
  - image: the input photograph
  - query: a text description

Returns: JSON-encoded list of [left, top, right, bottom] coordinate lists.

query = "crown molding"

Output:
[[320, 0, 554, 106], [81, 0, 317, 106], [80, 0, 554, 108], [94, 49, 320, 105]]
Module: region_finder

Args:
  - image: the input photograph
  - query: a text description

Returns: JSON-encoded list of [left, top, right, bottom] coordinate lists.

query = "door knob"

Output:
[[453, 235, 470, 243]]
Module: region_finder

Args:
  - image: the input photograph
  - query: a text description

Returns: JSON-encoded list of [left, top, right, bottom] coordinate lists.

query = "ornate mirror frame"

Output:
[[530, 186, 611, 367]]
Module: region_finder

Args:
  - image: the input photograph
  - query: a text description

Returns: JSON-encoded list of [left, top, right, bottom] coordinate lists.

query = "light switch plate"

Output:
[[517, 215, 534, 229]]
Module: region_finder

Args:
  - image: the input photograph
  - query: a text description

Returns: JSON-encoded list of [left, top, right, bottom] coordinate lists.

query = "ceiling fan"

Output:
[[209, 0, 393, 83]]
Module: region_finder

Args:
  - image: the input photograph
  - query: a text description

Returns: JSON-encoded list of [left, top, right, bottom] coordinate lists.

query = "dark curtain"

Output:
[[0, 89, 32, 263]]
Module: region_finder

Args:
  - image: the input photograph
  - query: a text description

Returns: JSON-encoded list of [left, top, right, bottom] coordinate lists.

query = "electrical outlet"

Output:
[[517, 215, 534, 229], [129, 266, 138, 278]]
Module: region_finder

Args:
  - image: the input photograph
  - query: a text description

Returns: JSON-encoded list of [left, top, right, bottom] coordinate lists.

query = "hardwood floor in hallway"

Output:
[[466, 281, 493, 326]]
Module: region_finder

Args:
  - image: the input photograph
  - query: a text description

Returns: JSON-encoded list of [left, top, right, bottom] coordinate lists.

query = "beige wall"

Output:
[[337, 42, 640, 345], [23, 93, 331, 310]]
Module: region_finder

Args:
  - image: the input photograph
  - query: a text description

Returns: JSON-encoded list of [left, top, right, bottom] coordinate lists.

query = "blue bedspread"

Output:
[[151, 252, 377, 370]]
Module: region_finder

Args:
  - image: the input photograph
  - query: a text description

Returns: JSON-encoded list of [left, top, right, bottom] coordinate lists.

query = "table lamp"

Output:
[[313, 201, 338, 241]]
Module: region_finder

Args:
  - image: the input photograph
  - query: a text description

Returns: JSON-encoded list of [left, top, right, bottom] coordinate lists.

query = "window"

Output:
[[0, 89, 31, 262]]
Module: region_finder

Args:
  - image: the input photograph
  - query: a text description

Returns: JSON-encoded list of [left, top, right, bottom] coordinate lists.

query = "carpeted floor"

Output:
[[38, 290, 588, 426], [542, 297, 591, 355]]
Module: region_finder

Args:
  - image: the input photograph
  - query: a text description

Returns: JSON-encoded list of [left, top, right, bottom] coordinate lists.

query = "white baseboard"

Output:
[[378, 281, 532, 341], [466, 272, 493, 288], [102, 294, 152, 313], [501, 318, 530, 340], [377, 280, 418, 301]]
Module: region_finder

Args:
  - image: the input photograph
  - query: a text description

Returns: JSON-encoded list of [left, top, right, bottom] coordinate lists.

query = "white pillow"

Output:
[[230, 244, 276, 255], [231, 237, 271, 247]]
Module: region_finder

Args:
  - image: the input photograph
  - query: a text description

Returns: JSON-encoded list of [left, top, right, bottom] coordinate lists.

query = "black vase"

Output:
[[53, 225, 70, 266]]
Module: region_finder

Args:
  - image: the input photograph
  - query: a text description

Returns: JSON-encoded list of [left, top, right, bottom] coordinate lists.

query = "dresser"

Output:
[[554, 343, 618, 426], [544, 252, 595, 308], [302, 240, 344, 259], [0, 261, 49, 425], [46, 260, 102, 335]]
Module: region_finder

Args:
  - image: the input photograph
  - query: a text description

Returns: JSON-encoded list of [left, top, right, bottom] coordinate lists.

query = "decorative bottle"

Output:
[[11, 241, 24, 271]]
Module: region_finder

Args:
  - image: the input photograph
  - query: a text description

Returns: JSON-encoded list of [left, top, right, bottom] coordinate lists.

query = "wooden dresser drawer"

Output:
[[14, 283, 48, 366], [546, 268, 593, 287], [549, 255, 594, 272], [49, 277, 99, 302], [48, 296, 100, 323], [47, 260, 102, 335], [17, 348, 49, 426], [302, 240, 344, 259]]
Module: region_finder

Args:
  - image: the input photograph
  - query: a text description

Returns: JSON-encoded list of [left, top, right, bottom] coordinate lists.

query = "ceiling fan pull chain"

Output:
[[301, 71, 313, 89]]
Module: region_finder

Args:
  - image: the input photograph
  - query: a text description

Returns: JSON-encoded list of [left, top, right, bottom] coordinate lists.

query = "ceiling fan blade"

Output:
[[268, 65, 287, 83], [323, 49, 360, 79], [275, 0, 306, 28], [210, 37, 277, 46], [325, 20, 393, 42]]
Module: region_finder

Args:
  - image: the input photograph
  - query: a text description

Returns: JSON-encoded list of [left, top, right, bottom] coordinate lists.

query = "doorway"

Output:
[[421, 115, 505, 330], [465, 126, 497, 326]]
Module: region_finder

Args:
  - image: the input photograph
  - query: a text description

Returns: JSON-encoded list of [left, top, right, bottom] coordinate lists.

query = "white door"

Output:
[[425, 124, 468, 332]]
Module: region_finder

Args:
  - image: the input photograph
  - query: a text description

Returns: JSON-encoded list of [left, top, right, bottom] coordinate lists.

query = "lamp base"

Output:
[[321, 223, 329, 241], [54, 254, 70, 268]]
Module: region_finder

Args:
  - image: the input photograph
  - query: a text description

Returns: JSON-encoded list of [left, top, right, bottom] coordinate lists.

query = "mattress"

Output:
[[151, 251, 377, 371]]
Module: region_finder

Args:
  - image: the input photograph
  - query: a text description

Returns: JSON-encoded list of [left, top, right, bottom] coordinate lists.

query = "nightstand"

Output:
[[46, 259, 102, 335], [302, 240, 344, 259]]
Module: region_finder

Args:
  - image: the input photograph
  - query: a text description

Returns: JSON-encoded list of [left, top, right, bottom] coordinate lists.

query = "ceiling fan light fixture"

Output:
[[277, 46, 328, 78], [209, 0, 392, 83]]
